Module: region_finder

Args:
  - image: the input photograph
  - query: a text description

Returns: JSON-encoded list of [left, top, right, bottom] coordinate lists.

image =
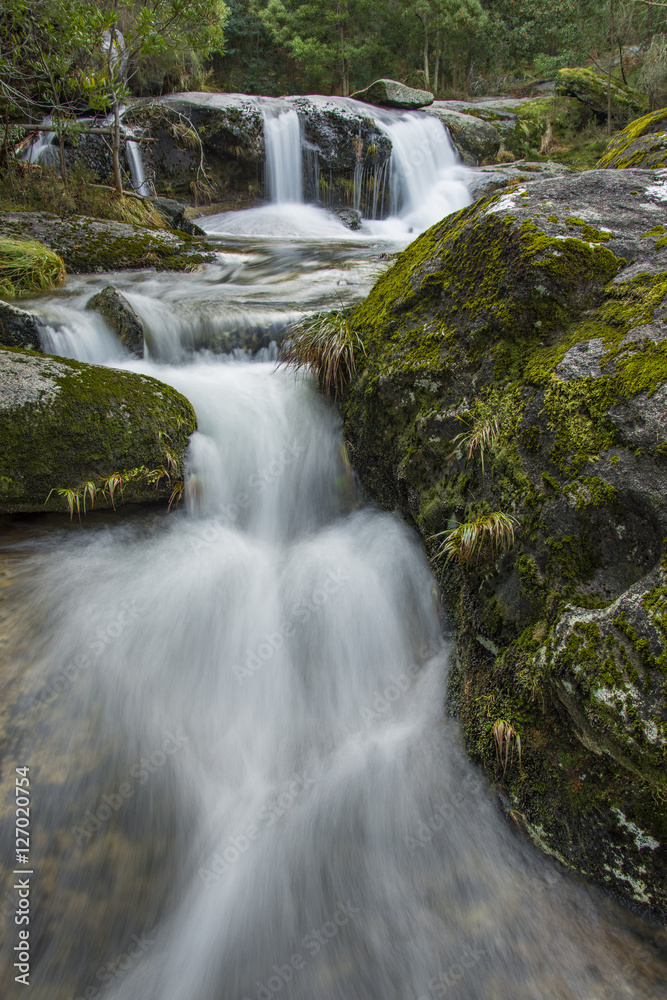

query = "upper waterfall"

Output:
[[262, 105, 304, 204]]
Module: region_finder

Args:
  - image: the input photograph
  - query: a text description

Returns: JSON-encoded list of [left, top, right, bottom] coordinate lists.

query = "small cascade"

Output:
[[261, 105, 304, 204], [22, 118, 57, 165], [125, 138, 151, 197], [380, 111, 462, 228]]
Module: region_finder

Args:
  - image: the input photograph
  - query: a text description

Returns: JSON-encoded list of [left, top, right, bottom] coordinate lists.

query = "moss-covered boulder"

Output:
[[556, 67, 648, 125], [351, 79, 434, 109], [596, 108, 667, 169], [424, 106, 500, 165], [0, 347, 196, 513], [0, 212, 215, 274], [341, 168, 667, 917]]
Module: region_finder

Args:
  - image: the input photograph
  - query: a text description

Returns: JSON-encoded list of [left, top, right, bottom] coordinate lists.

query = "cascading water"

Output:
[[3, 90, 667, 1000], [125, 138, 151, 197], [262, 105, 304, 204], [202, 97, 469, 242]]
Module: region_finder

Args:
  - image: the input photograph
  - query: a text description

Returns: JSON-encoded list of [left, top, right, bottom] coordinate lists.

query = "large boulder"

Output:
[[556, 67, 648, 125], [86, 286, 145, 357], [126, 93, 265, 202], [596, 108, 667, 169], [0, 212, 214, 274], [424, 106, 499, 165], [0, 347, 196, 513], [341, 168, 667, 917], [351, 79, 434, 109], [0, 302, 44, 351]]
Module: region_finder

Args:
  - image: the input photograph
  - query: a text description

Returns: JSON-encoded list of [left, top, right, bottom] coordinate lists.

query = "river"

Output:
[[1, 106, 666, 1000]]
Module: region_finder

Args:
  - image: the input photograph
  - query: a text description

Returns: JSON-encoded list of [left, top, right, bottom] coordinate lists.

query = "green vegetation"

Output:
[[429, 511, 518, 565], [0, 237, 65, 298], [279, 310, 365, 399]]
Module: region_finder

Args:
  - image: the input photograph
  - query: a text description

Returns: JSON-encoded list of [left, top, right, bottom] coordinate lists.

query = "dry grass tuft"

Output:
[[278, 311, 365, 399]]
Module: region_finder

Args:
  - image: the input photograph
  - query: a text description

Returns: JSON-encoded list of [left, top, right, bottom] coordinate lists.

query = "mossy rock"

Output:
[[556, 67, 648, 125], [0, 211, 215, 275], [0, 301, 44, 351], [0, 347, 196, 513], [341, 167, 667, 916], [596, 107, 667, 169], [425, 106, 500, 165], [350, 78, 434, 109]]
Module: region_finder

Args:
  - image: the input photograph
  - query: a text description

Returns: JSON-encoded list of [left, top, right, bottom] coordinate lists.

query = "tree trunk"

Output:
[[434, 31, 441, 98], [423, 26, 430, 90], [648, 6, 653, 45], [339, 22, 349, 96], [618, 38, 627, 84], [58, 133, 68, 189], [608, 0, 615, 137], [113, 100, 123, 196]]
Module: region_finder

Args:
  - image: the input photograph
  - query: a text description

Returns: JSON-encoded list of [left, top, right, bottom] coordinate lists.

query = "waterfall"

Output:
[[125, 138, 151, 197], [262, 106, 304, 204], [7, 243, 667, 1000], [22, 118, 57, 165]]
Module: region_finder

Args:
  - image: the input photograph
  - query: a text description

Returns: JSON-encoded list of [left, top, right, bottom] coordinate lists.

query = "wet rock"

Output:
[[351, 79, 434, 109], [341, 167, 667, 916], [332, 208, 362, 230], [0, 211, 215, 274], [556, 67, 648, 125], [126, 93, 265, 202], [596, 108, 667, 169], [0, 347, 196, 513], [149, 196, 206, 237], [424, 106, 499, 165], [0, 302, 44, 351], [86, 286, 145, 357]]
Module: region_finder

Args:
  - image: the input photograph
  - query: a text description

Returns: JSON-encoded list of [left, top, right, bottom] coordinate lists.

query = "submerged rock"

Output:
[[0, 347, 196, 513], [351, 79, 434, 109], [0, 301, 44, 351], [341, 168, 667, 917], [86, 286, 145, 357], [0, 211, 215, 274], [596, 108, 667, 169]]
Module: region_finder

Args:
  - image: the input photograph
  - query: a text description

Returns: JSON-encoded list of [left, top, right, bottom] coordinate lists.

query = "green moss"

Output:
[[564, 217, 613, 242], [0, 347, 196, 513], [595, 107, 667, 170]]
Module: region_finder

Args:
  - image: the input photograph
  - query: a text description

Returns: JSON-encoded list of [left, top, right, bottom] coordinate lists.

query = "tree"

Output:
[[81, 0, 228, 194]]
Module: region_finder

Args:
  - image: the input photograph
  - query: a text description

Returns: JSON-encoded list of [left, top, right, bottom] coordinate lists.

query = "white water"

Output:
[[262, 106, 304, 204], [3, 345, 666, 999], [203, 100, 470, 244], [125, 138, 152, 197], [3, 101, 667, 1000]]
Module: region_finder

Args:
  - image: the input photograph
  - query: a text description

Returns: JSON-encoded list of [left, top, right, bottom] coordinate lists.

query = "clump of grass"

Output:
[[429, 511, 518, 566], [278, 310, 365, 399], [0, 238, 66, 298], [450, 414, 500, 475]]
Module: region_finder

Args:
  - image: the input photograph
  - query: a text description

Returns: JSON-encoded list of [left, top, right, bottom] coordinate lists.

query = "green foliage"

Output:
[[0, 237, 65, 298]]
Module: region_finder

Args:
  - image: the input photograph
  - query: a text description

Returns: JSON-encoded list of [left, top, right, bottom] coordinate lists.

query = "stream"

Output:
[[1, 105, 667, 1000]]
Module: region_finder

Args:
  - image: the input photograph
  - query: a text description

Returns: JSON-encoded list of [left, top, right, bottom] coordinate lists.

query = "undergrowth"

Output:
[[0, 163, 165, 228]]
